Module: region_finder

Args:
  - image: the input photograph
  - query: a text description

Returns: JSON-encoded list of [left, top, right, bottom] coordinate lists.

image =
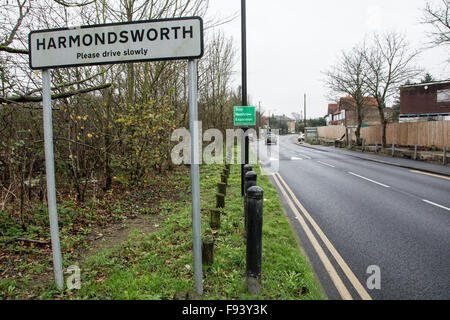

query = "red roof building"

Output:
[[326, 97, 392, 128]]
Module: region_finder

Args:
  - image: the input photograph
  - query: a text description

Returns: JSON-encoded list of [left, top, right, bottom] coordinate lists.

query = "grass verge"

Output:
[[43, 161, 324, 300], [0, 167, 190, 299]]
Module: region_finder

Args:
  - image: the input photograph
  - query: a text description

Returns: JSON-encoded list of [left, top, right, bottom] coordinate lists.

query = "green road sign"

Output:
[[234, 106, 256, 126]]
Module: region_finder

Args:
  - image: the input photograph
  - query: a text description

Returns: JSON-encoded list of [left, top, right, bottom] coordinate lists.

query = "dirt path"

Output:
[[80, 213, 163, 257], [28, 213, 163, 295]]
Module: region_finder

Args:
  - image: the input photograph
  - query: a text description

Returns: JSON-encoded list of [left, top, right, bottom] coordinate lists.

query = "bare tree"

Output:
[[198, 31, 236, 131], [363, 32, 421, 147], [423, 0, 450, 49], [0, 0, 30, 55], [324, 45, 368, 143], [0, 0, 111, 104], [291, 112, 302, 122], [93, 0, 211, 105]]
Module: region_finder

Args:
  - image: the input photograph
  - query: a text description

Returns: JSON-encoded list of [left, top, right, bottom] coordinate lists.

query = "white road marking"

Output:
[[298, 153, 312, 159], [291, 157, 303, 161], [423, 200, 450, 211], [348, 172, 390, 188], [318, 161, 335, 168]]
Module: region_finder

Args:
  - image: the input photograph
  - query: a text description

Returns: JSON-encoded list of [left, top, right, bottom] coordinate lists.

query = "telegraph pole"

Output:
[[300, 110, 303, 128], [304, 93, 307, 128]]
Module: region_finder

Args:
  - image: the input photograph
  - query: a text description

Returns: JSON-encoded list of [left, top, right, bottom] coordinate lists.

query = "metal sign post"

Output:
[[42, 69, 64, 290], [29, 16, 204, 292], [188, 59, 203, 295]]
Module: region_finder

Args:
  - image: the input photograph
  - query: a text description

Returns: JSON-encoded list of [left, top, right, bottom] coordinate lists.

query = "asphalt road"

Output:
[[252, 134, 450, 300]]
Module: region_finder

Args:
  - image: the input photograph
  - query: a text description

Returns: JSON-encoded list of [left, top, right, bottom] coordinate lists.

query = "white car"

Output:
[[298, 133, 305, 142]]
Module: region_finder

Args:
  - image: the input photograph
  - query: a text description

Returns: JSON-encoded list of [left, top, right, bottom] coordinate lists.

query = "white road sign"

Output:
[[29, 17, 203, 69]]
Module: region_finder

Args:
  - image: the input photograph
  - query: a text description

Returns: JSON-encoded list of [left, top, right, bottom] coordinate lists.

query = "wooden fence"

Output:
[[317, 126, 346, 140], [316, 121, 450, 149]]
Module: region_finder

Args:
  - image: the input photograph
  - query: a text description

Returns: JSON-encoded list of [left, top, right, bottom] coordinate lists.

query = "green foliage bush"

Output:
[[113, 95, 177, 185]]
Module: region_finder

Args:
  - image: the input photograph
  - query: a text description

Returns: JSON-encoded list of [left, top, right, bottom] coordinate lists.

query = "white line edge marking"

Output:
[[423, 200, 450, 211], [272, 174, 353, 300], [348, 172, 390, 188], [318, 161, 335, 168], [276, 173, 373, 300], [291, 157, 303, 161]]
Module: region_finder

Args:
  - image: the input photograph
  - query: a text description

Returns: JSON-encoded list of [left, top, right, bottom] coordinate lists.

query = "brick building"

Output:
[[399, 80, 450, 122], [325, 103, 343, 125], [325, 97, 393, 128]]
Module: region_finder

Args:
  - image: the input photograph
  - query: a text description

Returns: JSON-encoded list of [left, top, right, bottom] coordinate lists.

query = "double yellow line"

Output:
[[272, 172, 372, 300]]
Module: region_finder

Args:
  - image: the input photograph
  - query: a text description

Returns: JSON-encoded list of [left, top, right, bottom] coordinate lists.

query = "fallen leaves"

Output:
[[94, 233, 104, 240]]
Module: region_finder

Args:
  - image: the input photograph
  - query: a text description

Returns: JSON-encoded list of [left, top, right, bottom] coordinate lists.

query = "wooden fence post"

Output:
[[444, 147, 448, 165], [210, 208, 221, 229]]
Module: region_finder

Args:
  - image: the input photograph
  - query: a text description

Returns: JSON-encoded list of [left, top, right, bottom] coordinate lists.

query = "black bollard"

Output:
[[242, 164, 253, 196], [243, 164, 253, 179], [244, 171, 257, 239], [246, 186, 264, 295], [243, 164, 253, 194]]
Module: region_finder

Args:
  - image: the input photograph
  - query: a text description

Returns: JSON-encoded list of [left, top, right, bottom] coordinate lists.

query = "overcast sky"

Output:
[[208, 0, 449, 119]]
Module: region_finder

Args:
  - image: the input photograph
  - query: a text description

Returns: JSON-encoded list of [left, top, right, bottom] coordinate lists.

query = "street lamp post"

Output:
[[241, 0, 248, 196], [257, 101, 262, 161], [304, 93, 307, 129]]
